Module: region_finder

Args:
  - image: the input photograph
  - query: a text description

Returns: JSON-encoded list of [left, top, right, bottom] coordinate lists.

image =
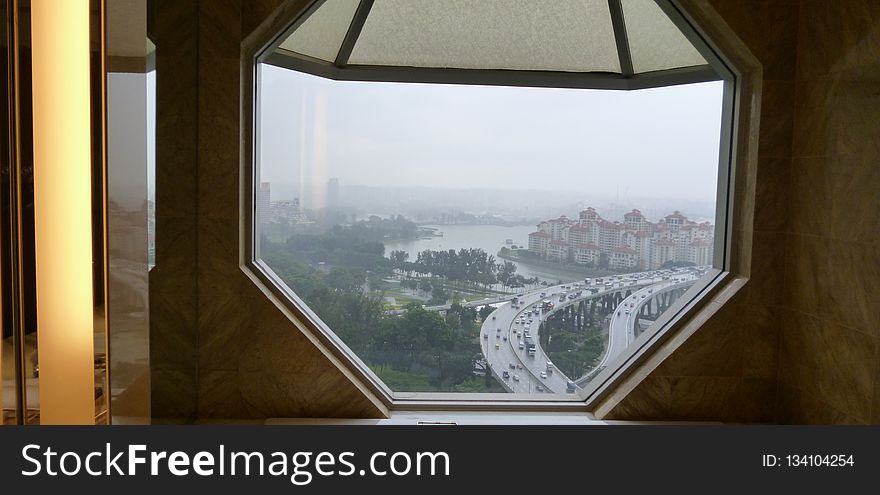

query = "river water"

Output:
[[383, 224, 583, 283]]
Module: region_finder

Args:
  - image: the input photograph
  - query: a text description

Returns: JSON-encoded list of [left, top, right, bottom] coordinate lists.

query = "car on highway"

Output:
[[502, 371, 510, 379], [503, 336, 508, 341], [483, 333, 488, 339], [512, 375, 520, 382], [516, 363, 523, 370], [518, 341, 524, 349], [540, 372, 547, 379], [495, 343, 500, 350], [509, 363, 516, 369], [535, 385, 545, 392]]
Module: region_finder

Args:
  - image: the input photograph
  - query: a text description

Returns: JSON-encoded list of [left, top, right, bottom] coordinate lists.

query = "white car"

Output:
[[540, 372, 547, 379]]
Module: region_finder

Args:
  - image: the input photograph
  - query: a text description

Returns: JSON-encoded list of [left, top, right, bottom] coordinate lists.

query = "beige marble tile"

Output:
[[152, 0, 199, 57], [198, 370, 244, 419], [797, 0, 880, 79], [823, 240, 880, 336], [776, 384, 861, 424], [779, 310, 876, 422], [242, 0, 287, 37], [758, 80, 796, 159], [816, 321, 876, 422], [199, 0, 242, 61], [740, 304, 779, 380], [151, 369, 197, 420], [710, 0, 799, 81], [601, 374, 669, 421], [662, 375, 744, 422], [753, 155, 790, 233], [836, 71, 880, 156], [791, 77, 841, 158], [873, 364, 880, 423], [735, 378, 778, 423], [151, 216, 198, 294], [778, 310, 825, 394], [149, 289, 198, 371], [787, 157, 832, 237], [746, 231, 786, 307], [196, 217, 241, 292], [198, 290, 242, 371], [197, 57, 242, 220], [654, 318, 742, 378], [830, 153, 880, 244]]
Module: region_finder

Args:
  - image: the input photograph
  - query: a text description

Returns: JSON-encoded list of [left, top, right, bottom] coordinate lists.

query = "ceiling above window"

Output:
[[264, 0, 719, 90]]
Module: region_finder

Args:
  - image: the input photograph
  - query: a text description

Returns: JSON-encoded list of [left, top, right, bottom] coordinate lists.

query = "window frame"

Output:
[[240, 0, 750, 413]]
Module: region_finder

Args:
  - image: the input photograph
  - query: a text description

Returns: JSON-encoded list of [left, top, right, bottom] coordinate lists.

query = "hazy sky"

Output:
[[258, 63, 724, 207]]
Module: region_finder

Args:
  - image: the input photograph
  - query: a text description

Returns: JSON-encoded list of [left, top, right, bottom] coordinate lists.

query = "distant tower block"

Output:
[[258, 182, 271, 225], [327, 177, 340, 210]]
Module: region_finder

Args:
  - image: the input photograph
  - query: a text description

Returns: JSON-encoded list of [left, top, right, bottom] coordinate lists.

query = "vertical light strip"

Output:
[[31, 0, 95, 424]]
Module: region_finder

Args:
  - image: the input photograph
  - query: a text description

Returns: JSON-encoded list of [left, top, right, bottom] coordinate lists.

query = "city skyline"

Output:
[[258, 64, 725, 208], [256, 177, 718, 225]]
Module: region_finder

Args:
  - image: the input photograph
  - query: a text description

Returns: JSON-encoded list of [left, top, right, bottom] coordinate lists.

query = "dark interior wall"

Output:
[[148, 0, 878, 423], [603, 0, 798, 423], [776, 0, 880, 424], [149, 0, 200, 420], [607, 0, 880, 424], [149, 0, 384, 421]]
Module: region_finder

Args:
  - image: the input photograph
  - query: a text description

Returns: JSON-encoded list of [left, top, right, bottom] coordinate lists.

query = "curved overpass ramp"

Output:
[[574, 277, 698, 387]]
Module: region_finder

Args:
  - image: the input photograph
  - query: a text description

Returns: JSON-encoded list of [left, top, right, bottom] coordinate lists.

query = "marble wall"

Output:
[[149, 0, 200, 420], [605, 0, 880, 424], [149, 0, 878, 423], [150, 0, 384, 421], [777, 0, 880, 423], [599, 0, 794, 423]]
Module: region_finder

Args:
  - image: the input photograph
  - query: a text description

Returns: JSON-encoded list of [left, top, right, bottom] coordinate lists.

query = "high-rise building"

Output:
[[326, 177, 340, 210], [258, 182, 271, 226], [528, 208, 714, 270]]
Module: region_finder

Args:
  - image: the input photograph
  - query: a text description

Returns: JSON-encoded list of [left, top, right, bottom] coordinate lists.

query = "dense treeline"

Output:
[[389, 248, 538, 289], [538, 298, 610, 380], [260, 221, 498, 392], [280, 217, 421, 274]]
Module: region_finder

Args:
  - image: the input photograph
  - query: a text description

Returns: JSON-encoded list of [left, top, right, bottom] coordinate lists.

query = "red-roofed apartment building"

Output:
[[527, 208, 714, 270]]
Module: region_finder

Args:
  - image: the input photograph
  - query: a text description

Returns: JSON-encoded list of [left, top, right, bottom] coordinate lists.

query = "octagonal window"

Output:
[[249, 0, 735, 400]]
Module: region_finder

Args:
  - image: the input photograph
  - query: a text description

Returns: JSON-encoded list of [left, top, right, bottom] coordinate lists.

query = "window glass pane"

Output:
[[279, 0, 360, 62], [256, 62, 724, 395], [622, 0, 706, 73], [349, 0, 621, 72]]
